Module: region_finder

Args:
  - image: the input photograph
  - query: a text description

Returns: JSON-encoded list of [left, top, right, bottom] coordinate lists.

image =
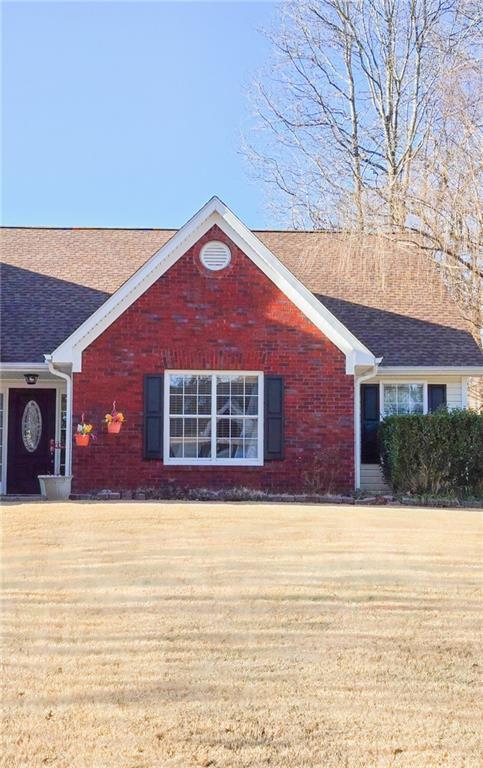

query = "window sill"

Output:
[[163, 458, 264, 467]]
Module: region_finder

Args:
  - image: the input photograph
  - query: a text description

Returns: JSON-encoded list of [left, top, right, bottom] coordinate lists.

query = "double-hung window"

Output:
[[165, 372, 263, 465], [383, 383, 424, 416]]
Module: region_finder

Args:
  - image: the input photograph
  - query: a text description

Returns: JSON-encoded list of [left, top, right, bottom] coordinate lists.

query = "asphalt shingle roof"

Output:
[[1, 226, 481, 366]]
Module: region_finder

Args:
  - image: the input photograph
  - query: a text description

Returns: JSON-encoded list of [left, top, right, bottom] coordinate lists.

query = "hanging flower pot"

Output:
[[75, 433, 90, 447], [104, 401, 125, 434], [76, 413, 95, 447]]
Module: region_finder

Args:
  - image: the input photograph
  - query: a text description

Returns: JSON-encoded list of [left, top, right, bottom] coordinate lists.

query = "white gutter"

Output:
[[45, 356, 73, 477], [0, 362, 49, 371], [354, 357, 383, 490], [375, 365, 483, 376]]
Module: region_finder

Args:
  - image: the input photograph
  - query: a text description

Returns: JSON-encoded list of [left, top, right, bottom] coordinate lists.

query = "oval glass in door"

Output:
[[21, 400, 42, 453]]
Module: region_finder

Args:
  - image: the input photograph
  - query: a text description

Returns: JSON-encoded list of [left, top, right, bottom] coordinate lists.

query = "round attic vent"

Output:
[[200, 241, 231, 271]]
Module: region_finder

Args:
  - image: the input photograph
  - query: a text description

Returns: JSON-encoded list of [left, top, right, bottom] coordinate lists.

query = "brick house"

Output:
[[1, 197, 482, 496]]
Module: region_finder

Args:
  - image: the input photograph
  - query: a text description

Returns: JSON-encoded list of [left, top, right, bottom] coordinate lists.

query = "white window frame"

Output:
[[380, 381, 428, 418], [163, 370, 264, 466]]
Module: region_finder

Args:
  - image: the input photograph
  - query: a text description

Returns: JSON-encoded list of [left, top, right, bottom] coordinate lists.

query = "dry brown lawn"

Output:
[[1, 502, 482, 768]]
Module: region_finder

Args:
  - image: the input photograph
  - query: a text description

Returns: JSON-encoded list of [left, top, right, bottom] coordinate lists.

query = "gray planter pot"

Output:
[[38, 475, 73, 501]]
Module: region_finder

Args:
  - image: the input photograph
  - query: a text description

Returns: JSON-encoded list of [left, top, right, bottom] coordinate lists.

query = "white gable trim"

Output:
[[50, 197, 375, 373]]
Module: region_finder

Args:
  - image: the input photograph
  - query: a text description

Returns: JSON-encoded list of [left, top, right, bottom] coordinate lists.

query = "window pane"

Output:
[[198, 395, 211, 414], [217, 395, 230, 415], [198, 418, 211, 439], [398, 386, 410, 413], [170, 395, 183, 414], [230, 418, 243, 438], [231, 437, 244, 458], [183, 395, 197, 414], [230, 395, 244, 415], [245, 439, 258, 458], [231, 377, 244, 395], [183, 441, 197, 458], [170, 376, 184, 395], [384, 385, 397, 405], [217, 419, 230, 438], [246, 396, 258, 415], [243, 418, 258, 439], [216, 441, 230, 457], [198, 441, 211, 458], [198, 377, 211, 395], [410, 384, 423, 405], [245, 377, 258, 396], [217, 377, 230, 394], [184, 418, 197, 437], [184, 376, 198, 394], [170, 418, 183, 437], [170, 440, 183, 458]]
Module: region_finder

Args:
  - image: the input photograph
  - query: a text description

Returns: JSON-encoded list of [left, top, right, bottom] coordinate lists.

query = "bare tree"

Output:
[[246, 0, 482, 345], [407, 59, 482, 334]]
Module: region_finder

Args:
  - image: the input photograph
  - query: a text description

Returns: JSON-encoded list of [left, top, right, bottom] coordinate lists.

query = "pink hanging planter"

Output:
[[107, 420, 122, 434]]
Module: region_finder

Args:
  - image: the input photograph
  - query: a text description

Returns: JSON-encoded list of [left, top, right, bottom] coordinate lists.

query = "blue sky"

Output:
[[2, 1, 278, 229]]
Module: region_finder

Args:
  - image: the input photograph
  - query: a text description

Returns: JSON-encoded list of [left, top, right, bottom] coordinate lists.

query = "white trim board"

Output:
[[50, 196, 375, 373], [374, 366, 483, 376]]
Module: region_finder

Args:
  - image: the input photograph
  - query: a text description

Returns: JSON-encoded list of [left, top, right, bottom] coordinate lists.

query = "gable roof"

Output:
[[47, 198, 375, 372], [1, 198, 482, 370]]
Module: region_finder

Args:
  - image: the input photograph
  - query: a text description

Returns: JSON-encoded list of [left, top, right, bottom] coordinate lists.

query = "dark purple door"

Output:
[[7, 389, 56, 494]]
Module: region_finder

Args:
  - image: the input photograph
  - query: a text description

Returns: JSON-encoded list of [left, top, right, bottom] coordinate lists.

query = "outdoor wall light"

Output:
[[24, 373, 39, 386]]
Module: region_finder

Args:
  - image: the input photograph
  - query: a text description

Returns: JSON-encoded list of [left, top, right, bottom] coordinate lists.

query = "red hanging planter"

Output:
[[104, 400, 125, 435], [75, 434, 90, 447], [75, 413, 95, 447]]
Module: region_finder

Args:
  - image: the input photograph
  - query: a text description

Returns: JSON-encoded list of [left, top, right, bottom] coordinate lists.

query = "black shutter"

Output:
[[428, 384, 447, 413], [144, 375, 164, 459], [361, 384, 380, 463], [264, 376, 284, 461]]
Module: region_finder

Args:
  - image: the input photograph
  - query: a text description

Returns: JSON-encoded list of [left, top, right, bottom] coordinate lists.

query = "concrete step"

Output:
[[360, 464, 391, 493]]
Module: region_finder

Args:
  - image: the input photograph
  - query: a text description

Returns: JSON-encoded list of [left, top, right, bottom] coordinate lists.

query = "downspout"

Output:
[[45, 356, 73, 477], [354, 357, 383, 490]]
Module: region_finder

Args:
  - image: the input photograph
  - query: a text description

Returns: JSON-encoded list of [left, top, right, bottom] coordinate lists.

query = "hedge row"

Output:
[[379, 409, 483, 497]]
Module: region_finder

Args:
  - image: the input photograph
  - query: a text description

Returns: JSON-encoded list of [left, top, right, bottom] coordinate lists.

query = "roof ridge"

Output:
[[0, 225, 339, 234], [0, 225, 178, 232]]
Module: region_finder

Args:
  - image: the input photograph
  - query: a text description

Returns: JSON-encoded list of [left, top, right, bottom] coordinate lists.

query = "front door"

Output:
[[7, 389, 56, 494]]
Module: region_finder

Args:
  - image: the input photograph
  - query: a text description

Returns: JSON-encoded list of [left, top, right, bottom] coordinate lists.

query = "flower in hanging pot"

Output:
[[75, 414, 95, 446], [104, 401, 125, 434]]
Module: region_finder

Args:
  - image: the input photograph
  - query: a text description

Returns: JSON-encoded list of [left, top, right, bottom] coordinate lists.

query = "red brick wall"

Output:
[[72, 225, 354, 494]]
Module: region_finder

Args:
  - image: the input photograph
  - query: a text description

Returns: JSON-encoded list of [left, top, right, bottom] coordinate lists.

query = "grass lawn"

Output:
[[1, 502, 482, 767]]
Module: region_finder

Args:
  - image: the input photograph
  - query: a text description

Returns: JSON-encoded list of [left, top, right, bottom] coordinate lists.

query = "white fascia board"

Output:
[[0, 362, 49, 371], [377, 365, 483, 376], [51, 196, 374, 373]]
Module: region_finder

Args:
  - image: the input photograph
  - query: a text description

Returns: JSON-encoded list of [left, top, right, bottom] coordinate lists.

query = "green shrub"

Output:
[[379, 409, 483, 498]]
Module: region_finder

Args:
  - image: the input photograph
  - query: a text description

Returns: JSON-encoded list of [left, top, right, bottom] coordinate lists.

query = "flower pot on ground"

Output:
[[75, 434, 90, 447], [38, 475, 73, 501], [104, 401, 125, 434]]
